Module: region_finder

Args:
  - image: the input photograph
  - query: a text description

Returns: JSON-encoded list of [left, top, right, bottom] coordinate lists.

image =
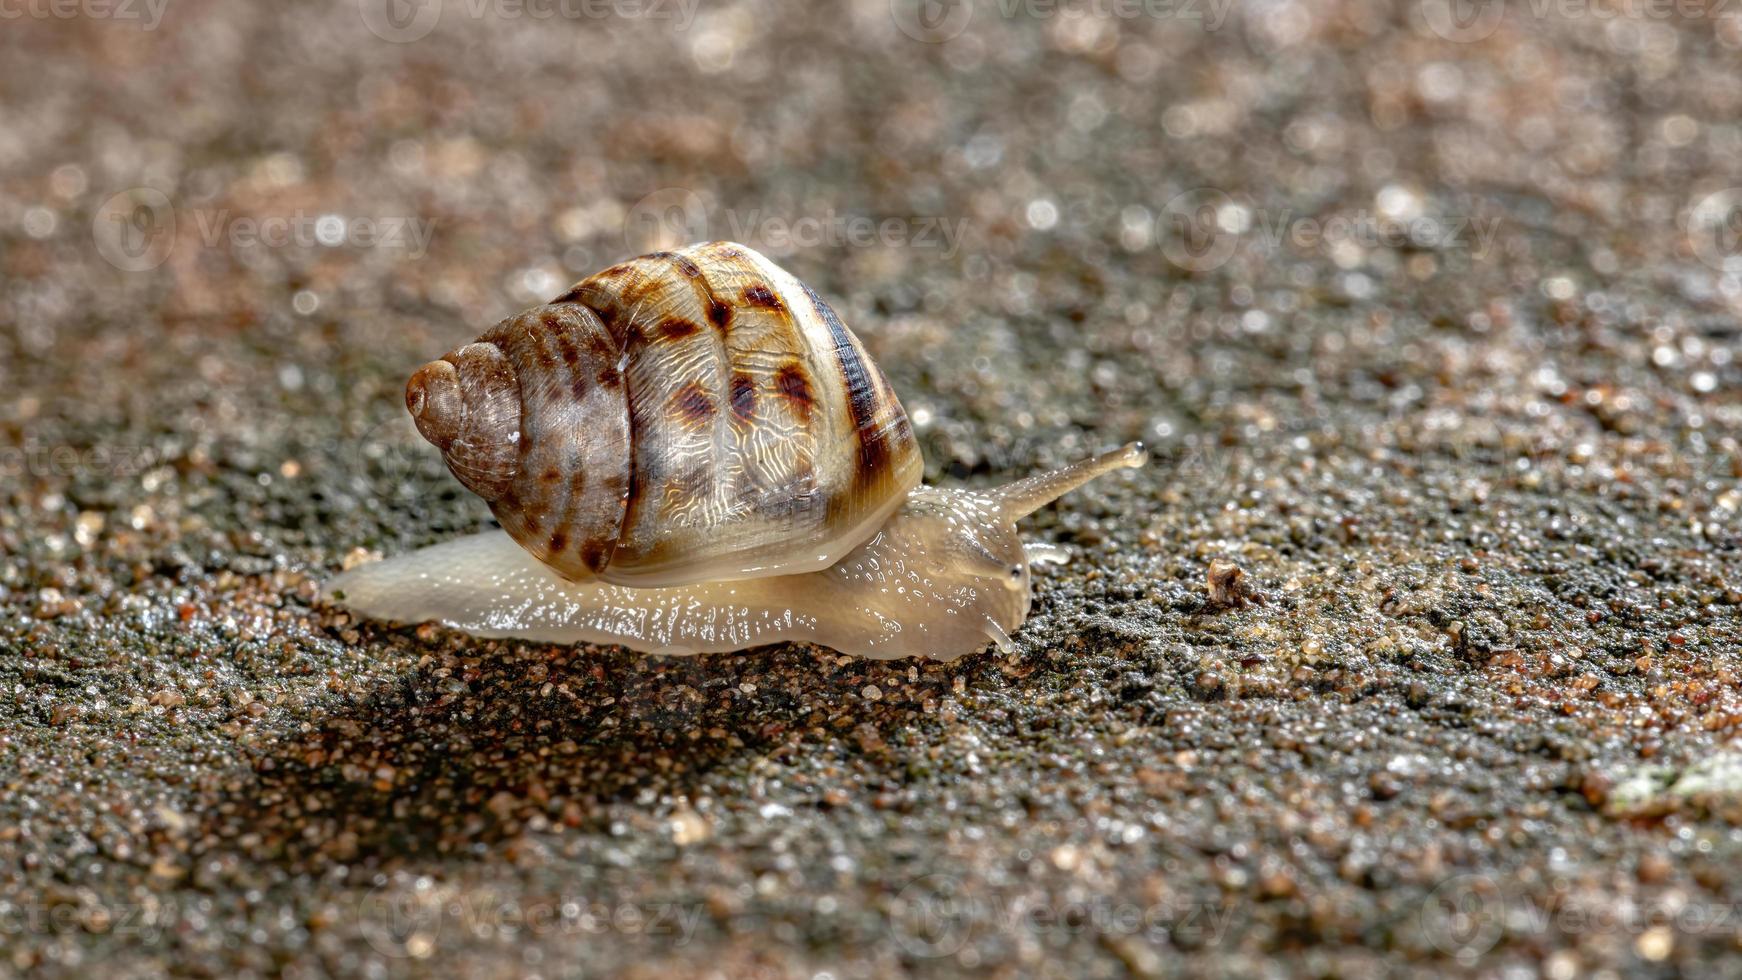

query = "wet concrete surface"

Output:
[[2, 1, 1742, 976]]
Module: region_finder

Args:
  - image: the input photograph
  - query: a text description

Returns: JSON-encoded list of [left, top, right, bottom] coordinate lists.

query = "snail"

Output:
[[325, 242, 1144, 661]]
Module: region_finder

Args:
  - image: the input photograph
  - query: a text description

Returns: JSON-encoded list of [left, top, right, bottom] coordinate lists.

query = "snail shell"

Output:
[[406, 241, 923, 587], [328, 242, 1148, 660]]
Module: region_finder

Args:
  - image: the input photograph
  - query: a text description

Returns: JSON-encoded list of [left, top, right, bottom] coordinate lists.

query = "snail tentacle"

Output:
[[1023, 542, 1072, 566], [991, 442, 1147, 521]]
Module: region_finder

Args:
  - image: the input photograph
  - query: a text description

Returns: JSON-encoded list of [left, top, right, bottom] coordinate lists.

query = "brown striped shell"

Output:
[[405, 242, 923, 588]]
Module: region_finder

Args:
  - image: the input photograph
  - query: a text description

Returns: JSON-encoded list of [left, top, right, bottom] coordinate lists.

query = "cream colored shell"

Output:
[[404, 242, 923, 588]]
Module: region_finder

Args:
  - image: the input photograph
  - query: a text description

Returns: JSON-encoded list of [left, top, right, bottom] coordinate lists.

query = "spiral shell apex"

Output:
[[406, 241, 924, 588]]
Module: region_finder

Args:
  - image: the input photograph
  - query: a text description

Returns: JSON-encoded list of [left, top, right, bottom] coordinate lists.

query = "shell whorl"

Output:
[[407, 241, 923, 588], [406, 342, 521, 501], [409, 303, 633, 582]]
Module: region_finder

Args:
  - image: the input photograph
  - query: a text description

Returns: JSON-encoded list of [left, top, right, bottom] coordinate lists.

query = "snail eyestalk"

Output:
[[991, 442, 1146, 522]]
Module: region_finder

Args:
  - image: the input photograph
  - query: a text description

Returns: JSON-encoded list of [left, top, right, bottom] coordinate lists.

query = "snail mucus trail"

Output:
[[326, 241, 1145, 661]]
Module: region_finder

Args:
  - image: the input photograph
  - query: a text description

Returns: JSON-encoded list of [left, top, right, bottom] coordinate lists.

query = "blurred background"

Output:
[[2, 0, 1741, 976]]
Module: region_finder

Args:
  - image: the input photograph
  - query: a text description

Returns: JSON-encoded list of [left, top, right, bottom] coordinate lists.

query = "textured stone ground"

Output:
[[3, 1, 1742, 977]]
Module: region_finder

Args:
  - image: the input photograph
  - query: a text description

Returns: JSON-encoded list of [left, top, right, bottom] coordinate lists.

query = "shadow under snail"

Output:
[[325, 241, 1144, 660]]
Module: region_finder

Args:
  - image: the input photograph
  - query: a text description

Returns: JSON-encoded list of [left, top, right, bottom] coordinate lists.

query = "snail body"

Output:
[[326, 242, 1144, 661], [328, 444, 1143, 660]]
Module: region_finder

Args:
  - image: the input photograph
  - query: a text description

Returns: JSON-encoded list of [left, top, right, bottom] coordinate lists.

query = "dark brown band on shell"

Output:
[[800, 281, 899, 490]]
